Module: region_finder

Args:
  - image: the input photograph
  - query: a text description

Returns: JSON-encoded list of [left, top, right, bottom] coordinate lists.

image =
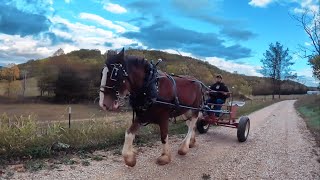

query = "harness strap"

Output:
[[166, 74, 180, 107]]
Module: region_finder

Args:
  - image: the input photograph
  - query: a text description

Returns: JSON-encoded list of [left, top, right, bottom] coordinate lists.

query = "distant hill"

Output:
[[16, 48, 308, 99]]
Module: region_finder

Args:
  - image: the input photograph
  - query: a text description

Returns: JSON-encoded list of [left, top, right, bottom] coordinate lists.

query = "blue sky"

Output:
[[0, 0, 319, 86]]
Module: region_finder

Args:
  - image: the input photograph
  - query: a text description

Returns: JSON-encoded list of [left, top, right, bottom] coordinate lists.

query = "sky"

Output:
[[0, 0, 319, 86]]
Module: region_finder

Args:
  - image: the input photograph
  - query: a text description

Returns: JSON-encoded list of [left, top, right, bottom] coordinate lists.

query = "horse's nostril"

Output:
[[103, 104, 107, 107]]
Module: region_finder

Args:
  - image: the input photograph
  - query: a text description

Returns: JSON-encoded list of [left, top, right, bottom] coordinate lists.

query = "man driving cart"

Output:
[[206, 74, 230, 117]]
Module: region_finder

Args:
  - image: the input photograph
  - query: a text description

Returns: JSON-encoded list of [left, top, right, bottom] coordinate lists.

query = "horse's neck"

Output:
[[127, 64, 148, 93]]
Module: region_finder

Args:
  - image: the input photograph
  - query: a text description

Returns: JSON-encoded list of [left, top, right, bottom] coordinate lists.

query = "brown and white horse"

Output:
[[99, 48, 204, 167]]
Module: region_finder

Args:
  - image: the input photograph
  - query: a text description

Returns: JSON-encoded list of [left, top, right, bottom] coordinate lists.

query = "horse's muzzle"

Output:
[[103, 100, 119, 111]]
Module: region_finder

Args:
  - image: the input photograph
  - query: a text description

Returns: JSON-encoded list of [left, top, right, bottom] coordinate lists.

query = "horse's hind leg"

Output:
[[178, 112, 198, 155], [156, 119, 171, 165], [122, 121, 140, 167]]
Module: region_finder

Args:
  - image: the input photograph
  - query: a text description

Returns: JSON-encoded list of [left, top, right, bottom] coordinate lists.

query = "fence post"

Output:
[[68, 106, 72, 128]]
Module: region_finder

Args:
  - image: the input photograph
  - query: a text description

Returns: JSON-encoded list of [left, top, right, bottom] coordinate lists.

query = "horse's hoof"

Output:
[[189, 139, 196, 148], [178, 149, 188, 155], [156, 154, 171, 165], [178, 145, 189, 155], [124, 153, 136, 167]]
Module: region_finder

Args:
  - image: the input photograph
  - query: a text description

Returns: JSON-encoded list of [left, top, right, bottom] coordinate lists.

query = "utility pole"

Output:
[[22, 70, 27, 98]]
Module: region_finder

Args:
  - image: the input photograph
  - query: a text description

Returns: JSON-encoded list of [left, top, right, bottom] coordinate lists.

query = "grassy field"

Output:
[[0, 98, 286, 161], [295, 95, 320, 147], [0, 103, 114, 122]]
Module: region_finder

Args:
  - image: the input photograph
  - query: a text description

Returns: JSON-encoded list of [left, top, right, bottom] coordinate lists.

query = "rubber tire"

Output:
[[196, 119, 210, 134], [237, 116, 250, 142]]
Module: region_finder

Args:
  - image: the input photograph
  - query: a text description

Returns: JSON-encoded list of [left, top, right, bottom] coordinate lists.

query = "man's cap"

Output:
[[216, 74, 222, 79]]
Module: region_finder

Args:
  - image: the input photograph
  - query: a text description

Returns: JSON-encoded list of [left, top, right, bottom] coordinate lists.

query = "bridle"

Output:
[[100, 63, 130, 105]]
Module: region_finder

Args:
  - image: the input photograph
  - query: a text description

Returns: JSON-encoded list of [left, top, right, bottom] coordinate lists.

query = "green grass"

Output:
[[0, 98, 282, 162], [295, 95, 320, 147], [0, 113, 129, 159]]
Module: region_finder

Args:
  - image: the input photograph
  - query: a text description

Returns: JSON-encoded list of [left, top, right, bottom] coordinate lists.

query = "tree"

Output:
[[0, 64, 21, 96], [309, 55, 320, 80], [54, 67, 88, 103], [52, 48, 65, 57], [260, 42, 296, 99], [292, 10, 320, 81]]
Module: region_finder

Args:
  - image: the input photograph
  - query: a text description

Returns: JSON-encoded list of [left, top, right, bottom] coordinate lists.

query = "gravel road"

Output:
[[10, 100, 320, 180]]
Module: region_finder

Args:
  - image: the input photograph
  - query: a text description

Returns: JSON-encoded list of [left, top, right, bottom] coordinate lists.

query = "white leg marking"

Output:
[[99, 67, 108, 109], [122, 132, 135, 155], [162, 135, 169, 155], [183, 117, 197, 145]]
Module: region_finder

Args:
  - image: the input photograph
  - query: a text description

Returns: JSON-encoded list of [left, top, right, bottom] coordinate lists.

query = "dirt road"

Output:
[[11, 100, 320, 180]]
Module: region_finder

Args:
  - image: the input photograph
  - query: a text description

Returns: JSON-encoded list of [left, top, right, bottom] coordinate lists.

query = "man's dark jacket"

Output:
[[209, 82, 229, 101]]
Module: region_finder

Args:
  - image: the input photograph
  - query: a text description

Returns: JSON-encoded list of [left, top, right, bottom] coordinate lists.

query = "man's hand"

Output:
[[222, 92, 228, 95]]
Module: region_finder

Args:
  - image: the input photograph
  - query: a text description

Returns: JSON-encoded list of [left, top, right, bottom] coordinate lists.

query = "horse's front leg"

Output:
[[178, 113, 198, 155], [156, 119, 171, 165], [122, 121, 140, 167]]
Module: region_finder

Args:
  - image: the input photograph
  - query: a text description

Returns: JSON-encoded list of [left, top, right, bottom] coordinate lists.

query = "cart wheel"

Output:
[[196, 119, 210, 134], [237, 116, 250, 142]]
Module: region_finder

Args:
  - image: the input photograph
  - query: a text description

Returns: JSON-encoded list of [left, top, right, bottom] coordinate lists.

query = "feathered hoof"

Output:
[[123, 153, 136, 167], [156, 154, 171, 165], [178, 145, 189, 155], [189, 138, 196, 148]]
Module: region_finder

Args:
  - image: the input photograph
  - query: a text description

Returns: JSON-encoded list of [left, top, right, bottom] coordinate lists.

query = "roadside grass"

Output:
[[0, 98, 286, 170], [295, 95, 320, 147], [0, 103, 109, 122]]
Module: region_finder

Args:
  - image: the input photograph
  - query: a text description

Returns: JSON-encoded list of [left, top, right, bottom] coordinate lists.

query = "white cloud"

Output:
[[294, 68, 319, 86], [249, 0, 273, 7], [293, 0, 319, 14], [304, 42, 312, 46], [103, 3, 127, 14], [0, 15, 139, 65], [79, 13, 126, 33], [115, 21, 140, 32], [65, 0, 71, 3], [51, 16, 137, 47], [161, 49, 194, 57], [206, 57, 263, 76], [0, 34, 53, 64]]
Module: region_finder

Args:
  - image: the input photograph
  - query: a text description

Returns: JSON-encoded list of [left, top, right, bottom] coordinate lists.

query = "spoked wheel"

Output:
[[196, 118, 210, 134], [237, 116, 250, 142]]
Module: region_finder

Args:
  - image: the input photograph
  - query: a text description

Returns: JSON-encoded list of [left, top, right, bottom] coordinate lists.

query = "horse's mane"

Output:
[[125, 55, 148, 68], [106, 52, 148, 68]]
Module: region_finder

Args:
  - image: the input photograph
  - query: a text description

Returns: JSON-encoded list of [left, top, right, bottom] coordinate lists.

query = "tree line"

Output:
[[0, 48, 311, 102]]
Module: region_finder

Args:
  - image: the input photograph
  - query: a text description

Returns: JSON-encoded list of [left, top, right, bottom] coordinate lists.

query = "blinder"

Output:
[[100, 63, 129, 99]]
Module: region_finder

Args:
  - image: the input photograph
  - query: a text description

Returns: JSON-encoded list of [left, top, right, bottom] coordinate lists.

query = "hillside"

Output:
[[124, 49, 308, 96], [1, 48, 308, 101]]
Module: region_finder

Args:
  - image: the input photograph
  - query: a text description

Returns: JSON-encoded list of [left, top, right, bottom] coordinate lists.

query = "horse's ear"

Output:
[[118, 48, 125, 62]]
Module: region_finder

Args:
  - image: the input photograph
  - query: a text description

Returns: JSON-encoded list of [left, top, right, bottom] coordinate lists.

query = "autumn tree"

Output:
[[0, 64, 21, 96], [260, 42, 296, 99]]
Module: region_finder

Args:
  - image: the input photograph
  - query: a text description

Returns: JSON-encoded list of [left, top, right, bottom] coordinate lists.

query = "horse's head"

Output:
[[99, 48, 131, 111]]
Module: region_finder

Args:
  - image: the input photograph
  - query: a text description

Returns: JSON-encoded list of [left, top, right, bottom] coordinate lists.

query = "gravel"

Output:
[[8, 100, 320, 180]]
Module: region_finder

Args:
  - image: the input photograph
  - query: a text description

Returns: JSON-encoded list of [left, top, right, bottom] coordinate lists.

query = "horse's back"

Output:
[[158, 72, 203, 109]]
